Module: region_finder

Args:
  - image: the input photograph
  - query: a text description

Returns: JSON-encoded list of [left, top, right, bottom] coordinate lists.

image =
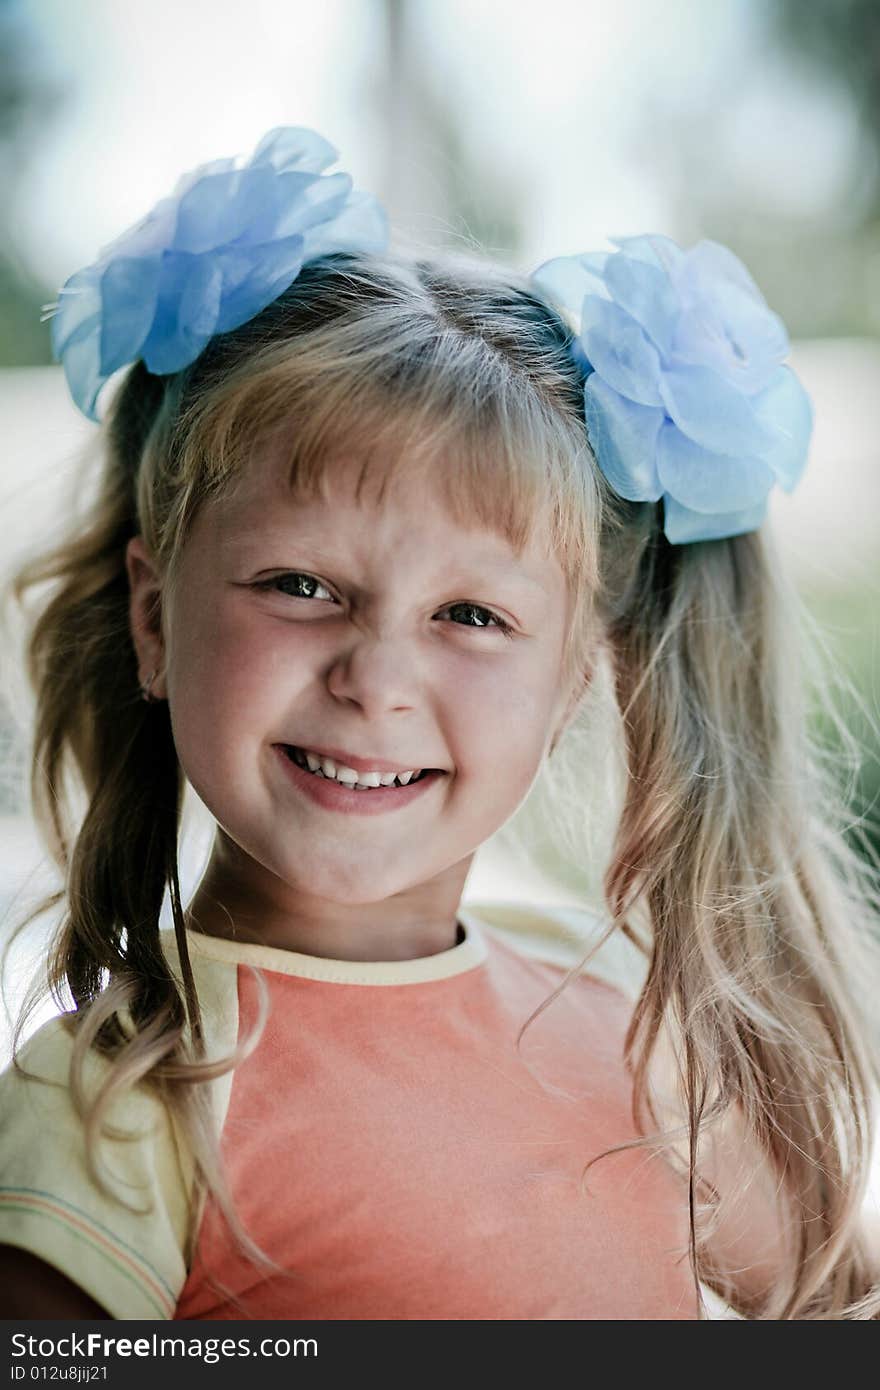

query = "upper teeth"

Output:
[[297, 748, 422, 787]]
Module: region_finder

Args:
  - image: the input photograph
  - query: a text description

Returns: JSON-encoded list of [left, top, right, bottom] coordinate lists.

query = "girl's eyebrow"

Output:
[[459, 557, 552, 596], [223, 527, 554, 596]]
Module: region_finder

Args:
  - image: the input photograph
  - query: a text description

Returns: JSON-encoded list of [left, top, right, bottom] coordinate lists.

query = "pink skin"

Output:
[[126, 446, 586, 962]]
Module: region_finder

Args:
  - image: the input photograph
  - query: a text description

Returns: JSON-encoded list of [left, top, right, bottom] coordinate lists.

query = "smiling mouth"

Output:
[[281, 745, 440, 790]]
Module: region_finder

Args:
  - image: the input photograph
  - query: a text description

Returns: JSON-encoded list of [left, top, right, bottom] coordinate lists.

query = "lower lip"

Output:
[[273, 746, 446, 816]]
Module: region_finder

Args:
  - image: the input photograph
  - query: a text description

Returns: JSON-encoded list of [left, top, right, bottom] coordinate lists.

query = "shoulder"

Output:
[[0, 1008, 189, 1172], [0, 1014, 125, 1117], [1, 1010, 187, 1150], [460, 898, 651, 1083], [158, 927, 244, 1057], [460, 897, 649, 1004], [0, 1012, 192, 1319]]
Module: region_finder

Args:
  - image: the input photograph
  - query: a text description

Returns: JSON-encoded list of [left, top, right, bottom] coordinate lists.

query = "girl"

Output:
[[1, 126, 879, 1321]]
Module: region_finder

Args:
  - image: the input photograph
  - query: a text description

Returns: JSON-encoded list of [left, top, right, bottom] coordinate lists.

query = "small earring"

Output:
[[140, 667, 161, 703]]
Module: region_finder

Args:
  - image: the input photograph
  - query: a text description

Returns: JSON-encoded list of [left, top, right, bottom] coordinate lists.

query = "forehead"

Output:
[[208, 432, 564, 581]]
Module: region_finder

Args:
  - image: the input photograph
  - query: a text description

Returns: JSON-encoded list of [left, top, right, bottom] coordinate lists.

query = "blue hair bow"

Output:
[[530, 234, 813, 544], [46, 127, 389, 421]]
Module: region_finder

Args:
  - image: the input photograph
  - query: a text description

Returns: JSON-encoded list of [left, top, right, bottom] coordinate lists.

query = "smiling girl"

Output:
[[1, 128, 879, 1321], [131, 440, 575, 962]]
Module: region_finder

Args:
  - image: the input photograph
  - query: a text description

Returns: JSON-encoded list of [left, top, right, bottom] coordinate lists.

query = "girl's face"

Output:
[[127, 440, 583, 957]]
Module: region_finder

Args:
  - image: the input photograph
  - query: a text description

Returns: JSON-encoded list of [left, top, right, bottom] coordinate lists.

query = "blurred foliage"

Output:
[[757, 0, 880, 337], [0, 0, 68, 365], [770, 0, 880, 222], [624, 1, 880, 340], [0, 255, 55, 365], [804, 586, 880, 870]]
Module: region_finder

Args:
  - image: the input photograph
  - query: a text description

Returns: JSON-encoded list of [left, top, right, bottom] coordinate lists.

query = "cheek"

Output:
[[458, 659, 558, 774], [165, 605, 292, 756]]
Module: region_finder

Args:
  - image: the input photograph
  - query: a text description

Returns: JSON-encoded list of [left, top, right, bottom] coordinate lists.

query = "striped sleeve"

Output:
[[0, 1016, 193, 1320]]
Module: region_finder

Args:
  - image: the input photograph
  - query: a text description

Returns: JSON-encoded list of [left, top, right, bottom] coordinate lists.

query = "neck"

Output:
[[182, 837, 473, 963]]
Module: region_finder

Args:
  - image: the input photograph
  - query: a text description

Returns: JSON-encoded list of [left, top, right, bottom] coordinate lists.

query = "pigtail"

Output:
[[2, 364, 287, 1306], [7, 369, 194, 1034], [597, 504, 880, 1318]]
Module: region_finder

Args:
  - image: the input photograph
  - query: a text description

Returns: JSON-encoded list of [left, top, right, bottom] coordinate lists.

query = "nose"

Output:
[[324, 632, 419, 716]]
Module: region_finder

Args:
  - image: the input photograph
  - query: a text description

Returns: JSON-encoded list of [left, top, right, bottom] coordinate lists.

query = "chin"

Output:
[[275, 857, 411, 904], [322, 873, 417, 905]]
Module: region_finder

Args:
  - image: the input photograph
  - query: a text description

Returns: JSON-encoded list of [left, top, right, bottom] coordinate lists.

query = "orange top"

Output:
[[0, 901, 698, 1320], [173, 906, 697, 1320]]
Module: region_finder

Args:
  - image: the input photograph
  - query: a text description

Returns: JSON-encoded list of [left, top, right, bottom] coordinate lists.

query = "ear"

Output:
[[125, 535, 168, 701]]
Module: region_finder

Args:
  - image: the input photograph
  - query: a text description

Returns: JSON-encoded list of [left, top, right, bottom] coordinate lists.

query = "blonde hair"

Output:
[[3, 247, 880, 1318]]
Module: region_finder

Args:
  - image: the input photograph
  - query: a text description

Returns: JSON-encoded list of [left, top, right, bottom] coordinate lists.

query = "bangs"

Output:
[[277, 390, 574, 563], [174, 321, 599, 587]]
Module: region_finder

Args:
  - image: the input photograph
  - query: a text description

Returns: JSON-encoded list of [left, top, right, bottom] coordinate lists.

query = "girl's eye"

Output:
[[256, 573, 334, 601], [438, 601, 513, 636], [256, 574, 513, 636]]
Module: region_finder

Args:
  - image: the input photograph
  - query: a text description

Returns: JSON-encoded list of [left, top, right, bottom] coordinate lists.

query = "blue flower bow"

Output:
[[46, 126, 389, 421], [530, 234, 813, 544]]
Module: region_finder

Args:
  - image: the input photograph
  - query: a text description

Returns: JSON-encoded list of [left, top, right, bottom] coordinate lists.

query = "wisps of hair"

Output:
[[597, 517, 880, 1317]]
